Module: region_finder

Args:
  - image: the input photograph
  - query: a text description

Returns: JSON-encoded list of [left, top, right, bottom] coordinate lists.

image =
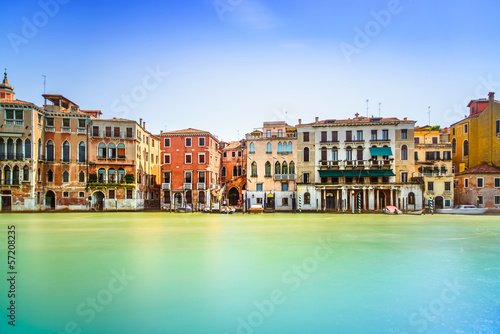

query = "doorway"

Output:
[[93, 191, 105, 211], [45, 190, 56, 210]]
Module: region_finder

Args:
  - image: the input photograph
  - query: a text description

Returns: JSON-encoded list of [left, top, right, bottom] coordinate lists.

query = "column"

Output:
[[390, 188, 393, 206], [375, 189, 379, 211]]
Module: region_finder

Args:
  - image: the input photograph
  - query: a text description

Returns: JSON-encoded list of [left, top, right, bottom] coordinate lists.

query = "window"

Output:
[[321, 131, 327, 142], [79, 192, 85, 198], [465, 178, 469, 188], [251, 162, 257, 177], [199, 137, 205, 147], [356, 146, 363, 161], [408, 192, 415, 205], [266, 130, 271, 138], [477, 177, 484, 188], [282, 161, 288, 175], [495, 178, 500, 188], [46, 117, 54, 126], [63, 191, 69, 198], [164, 154, 170, 164], [401, 129, 407, 140], [117, 143, 125, 159], [256, 198, 262, 204], [266, 142, 272, 154], [126, 189, 133, 199], [221, 167, 226, 177], [428, 181, 434, 191], [198, 171, 206, 183], [184, 171, 192, 183], [47, 169, 54, 182], [109, 189, 116, 199], [332, 149, 338, 161], [79, 170, 85, 183], [356, 130, 363, 141], [185, 137, 192, 147], [62, 118, 70, 128], [304, 192, 311, 204], [278, 130, 283, 137], [185, 153, 192, 164], [164, 138, 170, 147], [78, 142, 86, 162], [496, 120, 500, 134], [401, 172, 408, 183], [414, 137, 420, 144], [275, 161, 281, 175], [371, 130, 377, 141], [382, 130, 389, 140], [445, 182, 451, 191], [265, 161, 271, 177], [199, 153, 206, 164], [345, 131, 352, 142], [281, 183, 288, 191], [108, 168, 116, 183], [62, 171, 69, 183], [477, 196, 483, 205], [303, 173, 310, 184], [46, 141, 54, 161], [61, 141, 70, 162], [303, 147, 310, 162], [24, 138, 31, 159], [464, 124, 468, 133], [98, 143, 106, 158], [443, 151, 451, 161], [346, 147, 352, 161], [303, 132, 309, 142], [23, 165, 29, 181], [223, 152, 227, 158], [332, 131, 338, 142], [278, 142, 283, 153], [495, 196, 500, 205], [249, 142, 255, 153], [282, 198, 288, 206], [105, 127, 112, 137], [108, 143, 116, 158], [114, 127, 120, 138], [5, 109, 23, 122], [231, 151, 235, 157], [401, 145, 408, 160], [414, 152, 418, 161], [163, 172, 171, 184], [92, 126, 99, 136], [256, 183, 263, 191]]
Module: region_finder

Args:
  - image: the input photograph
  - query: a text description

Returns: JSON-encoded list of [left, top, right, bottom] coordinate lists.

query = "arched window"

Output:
[[62, 170, 69, 183], [23, 165, 29, 181], [62, 141, 70, 162], [304, 192, 311, 205], [46, 140, 54, 161], [408, 192, 415, 205], [266, 142, 272, 154], [16, 139, 22, 159], [275, 161, 281, 175], [278, 142, 282, 153], [79, 170, 85, 183], [332, 147, 338, 161], [265, 161, 271, 177], [108, 143, 116, 158], [108, 168, 116, 183], [463, 140, 469, 156], [25, 138, 31, 159], [98, 168, 106, 183], [249, 142, 255, 154], [289, 161, 295, 175], [345, 146, 352, 161], [117, 143, 125, 159], [401, 145, 408, 160], [283, 142, 288, 153], [282, 161, 288, 175], [4, 166, 11, 185], [288, 141, 292, 153], [221, 166, 226, 177], [37, 168, 41, 182], [37, 139, 42, 160], [0, 138, 4, 158], [233, 166, 237, 178], [320, 147, 327, 161], [251, 162, 257, 177], [12, 166, 19, 185], [303, 147, 310, 162], [47, 169, 54, 182], [118, 168, 125, 183], [78, 142, 86, 162], [7, 139, 14, 159], [451, 138, 456, 154], [98, 142, 106, 158], [357, 146, 363, 161]]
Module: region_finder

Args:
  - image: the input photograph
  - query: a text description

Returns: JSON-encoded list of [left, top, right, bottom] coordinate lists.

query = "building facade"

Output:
[[245, 121, 297, 211], [296, 115, 423, 212], [454, 163, 500, 211], [220, 140, 247, 205], [159, 128, 221, 211]]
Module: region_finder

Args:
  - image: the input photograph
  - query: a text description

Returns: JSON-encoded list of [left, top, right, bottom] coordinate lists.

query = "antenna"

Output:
[[366, 99, 369, 117], [428, 106, 431, 126], [42, 75, 47, 105]]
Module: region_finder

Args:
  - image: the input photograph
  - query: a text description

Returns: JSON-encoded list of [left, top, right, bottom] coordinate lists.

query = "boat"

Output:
[[383, 206, 402, 215], [221, 206, 235, 214], [249, 204, 263, 214], [436, 205, 488, 215], [408, 209, 425, 215], [177, 205, 192, 212]]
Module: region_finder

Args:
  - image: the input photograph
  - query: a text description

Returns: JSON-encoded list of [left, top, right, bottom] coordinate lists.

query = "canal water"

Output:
[[1, 213, 499, 334]]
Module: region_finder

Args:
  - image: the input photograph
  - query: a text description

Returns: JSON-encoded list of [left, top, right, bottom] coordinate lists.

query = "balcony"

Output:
[[0, 180, 20, 186], [45, 126, 55, 133], [319, 140, 340, 144], [0, 154, 24, 161], [319, 159, 393, 170], [61, 127, 71, 133], [344, 139, 365, 143], [246, 131, 297, 140], [274, 174, 295, 181], [60, 158, 71, 163], [370, 138, 390, 143], [197, 183, 206, 190], [4, 120, 24, 126], [77, 127, 86, 134], [162, 183, 171, 190], [184, 183, 192, 190]]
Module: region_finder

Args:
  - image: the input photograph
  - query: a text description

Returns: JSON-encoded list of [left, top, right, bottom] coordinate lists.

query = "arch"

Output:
[[108, 168, 116, 183], [401, 144, 408, 160], [23, 165, 29, 182], [24, 138, 31, 159], [12, 166, 19, 185], [62, 170, 69, 183], [79, 170, 86, 183], [233, 165, 238, 178], [45, 190, 56, 210], [16, 139, 22, 159], [463, 140, 469, 156], [345, 146, 352, 161], [304, 192, 311, 205], [303, 147, 310, 162], [278, 142, 282, 153], [4, 165, 11, 185], [283, 141, 288, 153], [0, 138, 4, 158], [37, 139, 42, 160], [92, 191, 105, 211], [78, 141, 86, 162], [47, 169, 54, 182], [288, 141, 292, 153], [266, 142, 272, 153], [265, 161, 271, 177], [321, 146, 328, 161], [98, 168, 106, 183], [408, 192, 415, 205], [98, 142, 106, 158], [332, 147, 339, 161], [108, 142, 116, 158], [249, 142, 255, 154], [451, 138, 456, 154], [251, 161, 257, 177], [289, 161, 295, 175], [282, 161, 288, 174], [118, 168, 125, 183], [62, 141, 70, 162], [46, 140, 54, 162], [275, 161, 281, 175], [356, 146, 363, 161], [7, 139, 14, 159], [117, 143, 125, 159], [228, 187, 239, 205], [221, 166, 226, 177]]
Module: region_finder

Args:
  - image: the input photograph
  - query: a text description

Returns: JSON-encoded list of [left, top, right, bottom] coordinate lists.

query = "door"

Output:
[[45, 190, 56, 210], [1, 195, 12, 212], [326, 192, 335, 209], [435, 196, 444, 209]]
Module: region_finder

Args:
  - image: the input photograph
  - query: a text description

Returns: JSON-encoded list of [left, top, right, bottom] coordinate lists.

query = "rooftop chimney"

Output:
[[315, 117, 319, 123], [139, 118, 143, 127], [488, 92, 495, 103], [143, 121, 146, 129], [298, 119, 302, 125], [404, 117, 407, 121]]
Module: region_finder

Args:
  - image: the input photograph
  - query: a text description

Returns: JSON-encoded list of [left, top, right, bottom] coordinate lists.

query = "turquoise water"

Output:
[[1, 213, 499, 334]]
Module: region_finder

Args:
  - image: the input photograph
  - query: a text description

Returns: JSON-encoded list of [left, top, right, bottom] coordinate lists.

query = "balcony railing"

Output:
[[319, 140, 340, 144], [197, 183, 206, 190], [184, 183, 192, 190], [0, 180, 20, 185], [61, 127, 71, 133], [370, 138, 390, 142], [0, 154, 24, 161], [162, 183, 171, 190], [246, 131, 297, 139], [344, 139, 365, 143], [319, 159, 393, 169], [77, 127, 87, 134], [45, 126, 55, 133], [274, 174, 296, 181], [4, 120, 24, 126]]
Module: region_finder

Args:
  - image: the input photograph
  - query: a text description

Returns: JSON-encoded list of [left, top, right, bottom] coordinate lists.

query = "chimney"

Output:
[[139, 118, 143, 127], [315, 117, 319, 123], [298, 119, 302, 125], [143, 121, 146, 129], [404, 117, 407, 121], [488, 92, 495, 104]]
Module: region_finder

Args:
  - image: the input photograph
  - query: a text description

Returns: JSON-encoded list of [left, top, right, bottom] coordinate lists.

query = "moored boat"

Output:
[[436, 205, 487, 215], [383, 206, 403, 215]]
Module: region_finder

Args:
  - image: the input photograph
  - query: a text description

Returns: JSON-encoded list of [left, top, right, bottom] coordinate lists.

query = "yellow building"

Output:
[[450, 92, 500, 173]]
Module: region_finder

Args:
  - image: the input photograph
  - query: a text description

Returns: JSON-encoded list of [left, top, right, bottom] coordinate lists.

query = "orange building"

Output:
[[220, 140, 246, 205]]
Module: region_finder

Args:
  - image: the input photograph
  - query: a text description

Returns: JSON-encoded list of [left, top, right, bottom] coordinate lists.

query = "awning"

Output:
[[370, 147, 393, 156], [368, 170, 396, 177], [319, 170, 344, 177], [343, 170, 370, 178]]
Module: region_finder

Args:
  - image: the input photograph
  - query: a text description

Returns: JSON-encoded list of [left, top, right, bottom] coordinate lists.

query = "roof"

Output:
[[460, 163, 500, 175], [223, 141, 242, 150], [0, 98, 36, 106], [43, 94, 79, 108], [99, 117, 136, 122], [161, 128, 212, 135], [301, 116, 414, 126]]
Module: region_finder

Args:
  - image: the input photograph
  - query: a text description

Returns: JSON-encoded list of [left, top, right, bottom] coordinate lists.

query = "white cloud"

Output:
[[227, 1, 279, 30]]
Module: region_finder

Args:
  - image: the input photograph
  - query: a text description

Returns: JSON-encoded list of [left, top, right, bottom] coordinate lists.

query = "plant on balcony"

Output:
[[125, 174, 135, 184], [251, 131, 261, 135], [86, 183, 136, 189], [285, 128, 297, 132]]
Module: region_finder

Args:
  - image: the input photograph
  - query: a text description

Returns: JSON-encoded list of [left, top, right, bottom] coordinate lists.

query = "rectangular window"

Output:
[[303, 173, 310, 184], [92, 126, 99, 136], [443, 151, 452, 160], [114, 127, 120, 137], [126, 189, 133, 199], [428, 181, 434, 191], [164, 154, 170, 164], [445, 182, 451, 191], [185, 171, 192, 183], [232, 152, 235, 157], [105, 127, 112, 137], [495, 196, 500, 205], [109, 190, 115, 199], [278, 130, 283, 137], [478, 196, 483, 205], [401, 129, 407, 140], [496, 120, 500, 134], [164, 138, 170, 147], [465, 178, 469, 188], [198, 171, 205, 183], [477, 177, 484, 188], [445, 199, 451, 207], [126, 127, 133, 138], [321, 131, 327, 142], [185, 137, 192, 147], [401, 172, 408, 183], [303, 132, 309, 142], [256, 183, 263, 191], [199, 153, 205, 164], [382, 130, 389, 140], [282, 198, 288, 206], [199, 137, 205, 147], [185, 153, 192, 164], [414, 152, 418, 161], [464, 124, 468, 133], [46, 117, 54, 126], [494, 178, 500, 188], [432, 137, 438, 144], [266, 130, 271, 138], [238, 151, 242, 157], [62, 118, 70, 128], [256, 198, 263, 204], [163, 172, 171, 184], [332, 131, 338, 142], [281, 183, 288, 191], [345, 131, 352, 142], [371, 130, 377, 141], [78, 119, 86, 128], [414, 137, 420, 144], [356, 130, 363, 141]]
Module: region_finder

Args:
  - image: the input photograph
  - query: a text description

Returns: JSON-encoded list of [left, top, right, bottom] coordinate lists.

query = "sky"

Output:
[[1, 0, 500, 141]]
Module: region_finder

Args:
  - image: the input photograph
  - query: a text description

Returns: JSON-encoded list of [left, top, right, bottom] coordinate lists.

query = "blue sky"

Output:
[[1, 0, 499, 141]]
